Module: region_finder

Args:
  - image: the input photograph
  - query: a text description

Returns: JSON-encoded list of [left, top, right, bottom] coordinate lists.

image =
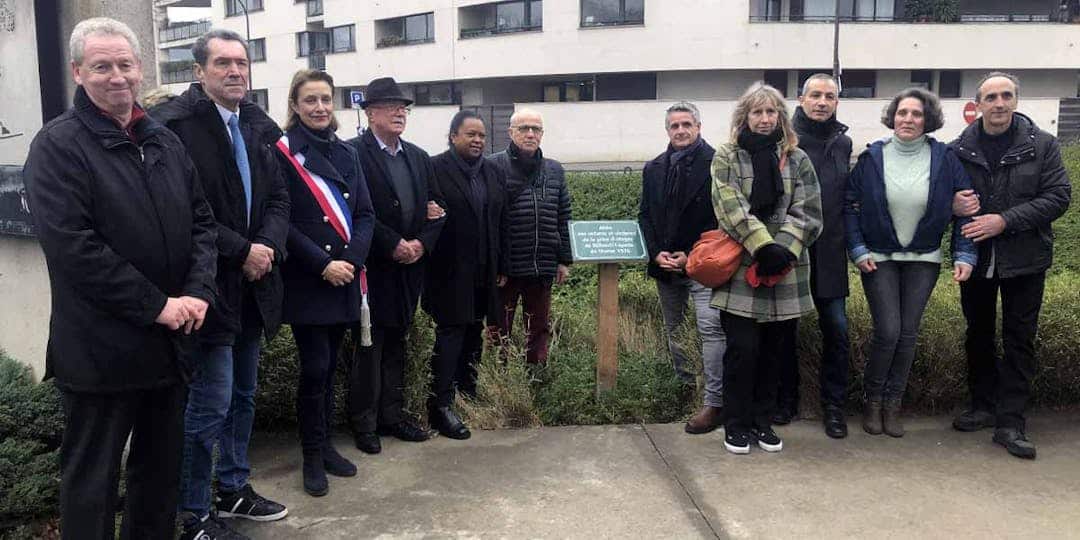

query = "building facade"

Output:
[[151, 0, 1080, 162]]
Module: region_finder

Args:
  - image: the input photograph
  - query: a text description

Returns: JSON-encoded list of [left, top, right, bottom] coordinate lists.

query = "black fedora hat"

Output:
[[361, 77, 414, 108]]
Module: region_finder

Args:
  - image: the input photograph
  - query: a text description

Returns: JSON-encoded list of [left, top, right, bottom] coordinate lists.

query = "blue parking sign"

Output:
[[350, 90, 364, 109]]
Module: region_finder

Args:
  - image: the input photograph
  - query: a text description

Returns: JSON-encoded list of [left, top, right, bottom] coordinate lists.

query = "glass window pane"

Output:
[[531, 1, 543, 26], [297, 32, 309, 56], [582, 0, 620, 25], [333, 26, 353, 52], [313, 31, 330, 52], [803, 0, 834, 19], [406, 15, 426, 41], [625, 0, 644, 21], [876, 0, 894, 19], [497, 2, 526, 29], [385, 18, 404, 39]]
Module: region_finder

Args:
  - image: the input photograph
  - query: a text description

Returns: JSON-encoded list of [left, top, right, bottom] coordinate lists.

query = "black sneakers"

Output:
[[215, 484, 289, 521], [179, 512, 250, 540], [751, 426, 784, 452], [724, 430, 751, 455], [952, 409, 996, 432], [992, 427, 1037, 460]]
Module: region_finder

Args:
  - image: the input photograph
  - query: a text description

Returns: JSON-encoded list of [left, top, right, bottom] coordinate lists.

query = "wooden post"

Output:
[[596, 263, 619, 394]]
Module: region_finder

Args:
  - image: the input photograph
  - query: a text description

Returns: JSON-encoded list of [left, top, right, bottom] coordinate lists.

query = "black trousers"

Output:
[[777, 296, 850, 410], [721, 312, 797, 432], [59, 383, 186, 540], [293, 324, 347, 451], [960, 271, 1045, 430], [430, 321, 484, 409], [348, 324, 407, 433]]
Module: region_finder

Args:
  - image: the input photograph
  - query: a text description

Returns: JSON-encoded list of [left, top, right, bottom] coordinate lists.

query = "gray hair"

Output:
[[510, 107, 543, 125], [69, 17, 141, 65], [665, 101, 701, 126], [801, 73, 839, 96], [192, 29, 249, 66], [974, 71, 1021, 102]]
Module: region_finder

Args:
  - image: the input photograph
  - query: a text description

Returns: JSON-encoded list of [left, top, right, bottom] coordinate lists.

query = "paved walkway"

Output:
[[235, 410, 1080, 539]]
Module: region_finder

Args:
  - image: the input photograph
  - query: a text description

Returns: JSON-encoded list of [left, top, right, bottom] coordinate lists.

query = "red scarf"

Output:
[[98, 105, 146, 143]]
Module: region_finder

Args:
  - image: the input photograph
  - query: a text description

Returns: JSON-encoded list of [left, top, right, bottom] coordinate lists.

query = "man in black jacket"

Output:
[[488, 108, 572, 366], [949, 72, 1071, 460], [639, 101, 726, 435], [151, 29, 290, 538], [781, 74, 853, 438], [347, 78, 446, 454], [23, 18, 216, 539]]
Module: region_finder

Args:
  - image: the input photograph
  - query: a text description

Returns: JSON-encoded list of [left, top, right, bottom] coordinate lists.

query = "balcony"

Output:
[[160, 60, 195, 84], [375, 13, 435, 48], [748, 0, 1073, 24], [308, 54, 326, 71], [459, 1, 543, 39], [158, 20, 211, 43], [306, 0, 323, 18]]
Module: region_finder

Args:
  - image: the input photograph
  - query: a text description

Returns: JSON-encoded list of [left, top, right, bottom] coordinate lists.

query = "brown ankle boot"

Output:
[[862, 399, 883, 435], [883, 400, 905, 437], [685, 405, 723, 434]]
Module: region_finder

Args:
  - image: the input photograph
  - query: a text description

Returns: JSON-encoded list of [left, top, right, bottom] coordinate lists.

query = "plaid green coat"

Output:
[[709, 142, 823, 322]]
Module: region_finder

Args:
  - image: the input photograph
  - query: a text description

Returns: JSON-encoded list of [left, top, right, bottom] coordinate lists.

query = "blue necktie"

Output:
[[228, 113, 253, 226]]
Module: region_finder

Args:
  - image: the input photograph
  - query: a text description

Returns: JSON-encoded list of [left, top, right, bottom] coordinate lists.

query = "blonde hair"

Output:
[[729, 83, 799, 155], [140, 87, 176, 108], [285, 69, 339, 132]]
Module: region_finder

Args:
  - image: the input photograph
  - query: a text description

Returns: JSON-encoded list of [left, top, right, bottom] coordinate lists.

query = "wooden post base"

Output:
[[596, 263, 619, 394]]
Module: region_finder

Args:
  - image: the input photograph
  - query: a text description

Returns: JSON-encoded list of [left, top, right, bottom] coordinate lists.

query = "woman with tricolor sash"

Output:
[[276, 69, 375, 497]]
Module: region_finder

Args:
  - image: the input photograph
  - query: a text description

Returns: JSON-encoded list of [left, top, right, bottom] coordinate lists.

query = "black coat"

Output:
[[638, 140, 718, 282], [23, 87, 218, 393], [793, 112, 852, 299], [149, 83, 290, 344], [488, 148, 572, 278], [949, 113, 1072, 279], [277, 125, 375, 326], [347, 130, 445, 328], [422, 150, 505, 326]]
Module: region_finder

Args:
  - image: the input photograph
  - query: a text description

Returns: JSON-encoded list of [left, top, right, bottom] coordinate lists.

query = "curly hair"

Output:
[[881, 87, 945, 133]]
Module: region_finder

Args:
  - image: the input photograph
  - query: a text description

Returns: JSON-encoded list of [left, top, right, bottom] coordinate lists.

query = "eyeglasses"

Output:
[[370, 103, 412, 114], [512, 124, 544, 134]]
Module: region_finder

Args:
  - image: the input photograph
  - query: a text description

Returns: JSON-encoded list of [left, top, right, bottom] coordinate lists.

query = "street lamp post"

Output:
[[832, 0, 841, 91]]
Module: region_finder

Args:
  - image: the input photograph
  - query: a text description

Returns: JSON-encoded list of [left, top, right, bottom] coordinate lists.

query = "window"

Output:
[[331, 25, 355, 53], [765, 70, 788, 96], [596, 72, 656, 100], [248, 38, 266, 62], [838, 70, 876, 98], [543, 80, 594, 102], [939, 70, 962, 98], [377, 13, 435, 48], [226, 0, 263, 17], [460, 1, 543, 38], [751, 0, 783, 21], [297, 31, 329, 57], [782, 0, 894, 22], [413, 83, 461, 106], [306, 0, 323, 17], [911, 69, 933, 90], [581, 0, 644, 27], [248, 89, 269, 112]]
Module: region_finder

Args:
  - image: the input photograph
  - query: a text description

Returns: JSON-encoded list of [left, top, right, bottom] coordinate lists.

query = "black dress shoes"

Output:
[[771, 407, 797, 426], [993, 427, 1037, 460], [353, 431, 382, 454], [822, 406, 848, 439], [430, 406, 472, 440], [377, 419, 433, 442]]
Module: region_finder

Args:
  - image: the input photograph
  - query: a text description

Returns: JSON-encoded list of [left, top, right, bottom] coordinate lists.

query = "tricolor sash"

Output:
[[275, 135, 351, 242]]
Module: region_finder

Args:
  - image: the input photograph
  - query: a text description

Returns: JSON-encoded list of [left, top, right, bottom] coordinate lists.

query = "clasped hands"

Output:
[[655, 251, 688, 273], [155, 296, 209, 334], [243, 243, 275, 282], [322, 260, 356, 287], [952, 189, 1006, 242]]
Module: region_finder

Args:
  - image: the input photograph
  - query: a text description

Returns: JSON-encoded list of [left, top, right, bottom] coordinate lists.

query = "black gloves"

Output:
[[754, 244, 796, 277]]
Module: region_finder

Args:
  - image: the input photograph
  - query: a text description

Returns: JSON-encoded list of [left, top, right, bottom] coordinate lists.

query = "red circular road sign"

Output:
[[963, 102, 978, 125]]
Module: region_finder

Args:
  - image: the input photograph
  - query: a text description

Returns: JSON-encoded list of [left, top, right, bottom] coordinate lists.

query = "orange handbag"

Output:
[[685, 229, 744, 287]]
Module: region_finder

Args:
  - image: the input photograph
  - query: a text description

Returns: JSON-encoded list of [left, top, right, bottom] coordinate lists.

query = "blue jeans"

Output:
[[860, 261, 939, 402], [179, 320, 262, 517]]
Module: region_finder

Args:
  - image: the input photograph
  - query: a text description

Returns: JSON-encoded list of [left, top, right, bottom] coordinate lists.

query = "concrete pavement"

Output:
[[234, 411, 1080, 539]]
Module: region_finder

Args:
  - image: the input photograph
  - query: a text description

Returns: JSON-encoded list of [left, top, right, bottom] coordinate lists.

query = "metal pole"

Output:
[[238, 0, 253, 91], [832, 1, 840, 79]]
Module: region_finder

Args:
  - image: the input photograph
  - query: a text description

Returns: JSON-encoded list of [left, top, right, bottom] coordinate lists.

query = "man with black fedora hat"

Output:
[[347, 77, 448, 451]]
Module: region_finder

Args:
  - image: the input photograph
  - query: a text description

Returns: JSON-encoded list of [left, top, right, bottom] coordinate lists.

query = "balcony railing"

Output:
[[749, 10, 1068, 23], [160, 60, 195, 84], [460, 23, 542, 39], [158, 20, 211, 43]]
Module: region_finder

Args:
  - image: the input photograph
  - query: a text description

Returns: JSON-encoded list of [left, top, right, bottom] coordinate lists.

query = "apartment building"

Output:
[[152, 0, 1080, 161]]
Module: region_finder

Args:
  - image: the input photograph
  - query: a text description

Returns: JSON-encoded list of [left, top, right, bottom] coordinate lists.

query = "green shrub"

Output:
[[0, 351, 62, 535]]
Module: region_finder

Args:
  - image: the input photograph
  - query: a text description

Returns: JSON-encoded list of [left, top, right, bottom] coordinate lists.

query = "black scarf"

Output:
[[507, 141, 542, 180], [792, 107, 837, 141], [663, 136, 705, 201], [737, 127, 784, 219], [450, 147, 487, 215]]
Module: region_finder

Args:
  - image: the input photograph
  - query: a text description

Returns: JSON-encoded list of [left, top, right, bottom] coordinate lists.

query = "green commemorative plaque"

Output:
[[569, 220, 648, 264]]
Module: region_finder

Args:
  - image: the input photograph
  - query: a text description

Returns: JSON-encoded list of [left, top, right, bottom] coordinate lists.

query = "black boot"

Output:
[[322, 443, 357, 477], [302, 449, 328, 497], [299, 393, 329, 496], [429, 406, 471, 440]]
